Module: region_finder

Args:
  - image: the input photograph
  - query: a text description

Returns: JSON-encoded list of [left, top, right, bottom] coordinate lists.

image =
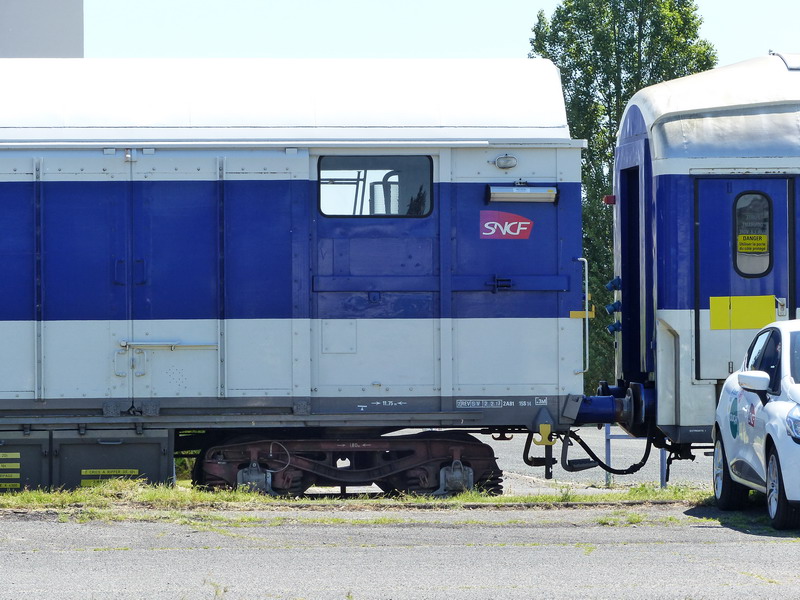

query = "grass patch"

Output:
[[0, 478, 712, 514], [622, 483, 711, 504], [596, 510, 647, 526]]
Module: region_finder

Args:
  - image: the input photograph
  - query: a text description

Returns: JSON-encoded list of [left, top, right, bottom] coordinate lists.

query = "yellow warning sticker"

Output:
[[738, 234, 768, 253], [0, 473, 20, 480], [0, 463, 20, 470], [731, 296, 776, 330], [0, 453, 21, 459], [709, 296, 731, 330], [0, 483, 20, 489], [710, 295, 776, 330], [80, 469, 139, 476]]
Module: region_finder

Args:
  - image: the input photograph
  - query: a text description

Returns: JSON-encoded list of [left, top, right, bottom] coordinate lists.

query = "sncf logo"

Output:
[[480, 211, 533, 239]]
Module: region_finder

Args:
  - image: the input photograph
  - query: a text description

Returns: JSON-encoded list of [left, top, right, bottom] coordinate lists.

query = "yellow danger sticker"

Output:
[[0, 483, 20, 489], [738, 234, 768, 253], [0, 463, 20, 470], [0, 473, 20, 480], [0, 453, 21, 459], [80, 469, 139, 476]]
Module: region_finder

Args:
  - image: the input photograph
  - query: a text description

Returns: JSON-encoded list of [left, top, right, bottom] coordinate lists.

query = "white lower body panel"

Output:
[[0, 317, 583, 402], [656, 309, 718, 429]]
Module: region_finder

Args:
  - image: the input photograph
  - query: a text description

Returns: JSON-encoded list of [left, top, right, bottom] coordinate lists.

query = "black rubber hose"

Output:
[[567, 430, 652, 476]]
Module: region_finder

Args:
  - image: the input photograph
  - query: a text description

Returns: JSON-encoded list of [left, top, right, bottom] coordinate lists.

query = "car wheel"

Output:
[[713, 437, 749, 510], [766, 447, 800, 530]]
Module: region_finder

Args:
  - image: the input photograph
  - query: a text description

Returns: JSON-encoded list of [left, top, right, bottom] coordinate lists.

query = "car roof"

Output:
[[760, 320, 800, 336]]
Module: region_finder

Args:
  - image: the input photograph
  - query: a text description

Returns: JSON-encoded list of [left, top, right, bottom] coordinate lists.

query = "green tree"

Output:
[[529, 0, 716, 389]]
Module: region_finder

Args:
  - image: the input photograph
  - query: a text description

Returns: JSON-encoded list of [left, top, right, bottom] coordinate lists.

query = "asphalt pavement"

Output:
[[2, 502, 796, 600]]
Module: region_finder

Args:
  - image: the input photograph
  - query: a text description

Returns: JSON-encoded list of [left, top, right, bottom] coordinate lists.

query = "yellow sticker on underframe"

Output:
[[0, 473, 20, 480], [0, 463, 20, 470], [0, 483, 20, 489], [80, 469, 139, 476], [0, 453, 21, 459]]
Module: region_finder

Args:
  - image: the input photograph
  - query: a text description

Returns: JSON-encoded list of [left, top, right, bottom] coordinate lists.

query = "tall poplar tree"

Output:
[[530, 0, 716, 387]]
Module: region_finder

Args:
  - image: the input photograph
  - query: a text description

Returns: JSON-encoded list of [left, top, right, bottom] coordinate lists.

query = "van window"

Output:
[[734, 192, 771, 276], [319, 156, 432, 217]]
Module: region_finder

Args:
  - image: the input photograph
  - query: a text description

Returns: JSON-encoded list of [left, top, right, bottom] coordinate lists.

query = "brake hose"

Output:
[[566, 430, 653, 475]]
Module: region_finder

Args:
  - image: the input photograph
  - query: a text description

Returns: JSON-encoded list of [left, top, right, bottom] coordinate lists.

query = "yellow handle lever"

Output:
[[532, 423, 556, 446]]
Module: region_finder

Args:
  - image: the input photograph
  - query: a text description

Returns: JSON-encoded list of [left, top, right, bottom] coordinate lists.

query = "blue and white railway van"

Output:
[[0, 59, 587, 491], [610, 53, 800, 450]]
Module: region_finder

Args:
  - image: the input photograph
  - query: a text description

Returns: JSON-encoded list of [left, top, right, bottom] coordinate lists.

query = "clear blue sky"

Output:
[[84, 0, 798, 67]]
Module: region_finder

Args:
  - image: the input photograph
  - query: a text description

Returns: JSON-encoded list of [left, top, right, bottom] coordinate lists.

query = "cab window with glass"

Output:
[[734, 192, 771, 276], [319, 156, 432, 217], [747, 329, 782, 391]]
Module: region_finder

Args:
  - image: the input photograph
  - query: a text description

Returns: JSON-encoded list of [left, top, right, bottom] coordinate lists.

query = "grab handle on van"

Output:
[[574, 257, 590, 375]]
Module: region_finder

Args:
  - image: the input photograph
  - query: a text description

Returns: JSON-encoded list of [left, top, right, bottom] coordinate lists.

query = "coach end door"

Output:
[[696, 178, 791, 380]]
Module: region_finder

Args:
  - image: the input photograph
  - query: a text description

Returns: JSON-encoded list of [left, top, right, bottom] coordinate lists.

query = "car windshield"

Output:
[[791, 332, 800, 383]]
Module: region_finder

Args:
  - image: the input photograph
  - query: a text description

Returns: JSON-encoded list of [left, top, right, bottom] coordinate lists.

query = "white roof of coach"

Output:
[[620, 53, 800, 162], [0, 58, 579, 147]]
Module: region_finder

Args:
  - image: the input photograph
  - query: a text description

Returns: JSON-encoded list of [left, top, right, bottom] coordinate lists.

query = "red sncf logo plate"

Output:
[[480, 210, 533, 239]]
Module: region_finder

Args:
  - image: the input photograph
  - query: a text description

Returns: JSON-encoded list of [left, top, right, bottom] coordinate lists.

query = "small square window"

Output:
[[319, 156, 432, 217]]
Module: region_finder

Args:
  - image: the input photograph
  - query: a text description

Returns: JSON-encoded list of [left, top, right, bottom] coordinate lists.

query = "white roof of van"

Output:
[[620, 53, 800, 162], [0, 58, 580, 146]]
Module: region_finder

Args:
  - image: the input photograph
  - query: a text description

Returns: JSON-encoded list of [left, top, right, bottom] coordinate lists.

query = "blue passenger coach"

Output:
[[0, 59, 588, 492], [607, 53, 800, 457]]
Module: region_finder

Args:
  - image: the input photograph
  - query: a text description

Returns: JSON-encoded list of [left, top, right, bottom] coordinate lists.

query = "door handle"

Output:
[[134, 259, 147, 285], [133, 349, 147, 377], [114, 349, 128, 377], [574, 258, 590, 375], [485, 275, 513, 293], [113, 259, 126, 286]]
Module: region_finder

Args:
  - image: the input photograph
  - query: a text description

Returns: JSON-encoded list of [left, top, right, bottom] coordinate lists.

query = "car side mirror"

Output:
[[738, 370, 771, 392]]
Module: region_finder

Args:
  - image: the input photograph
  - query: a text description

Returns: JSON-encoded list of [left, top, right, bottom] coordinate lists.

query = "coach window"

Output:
[[734, 192, 771, 276], [319, 156, 432, 217]]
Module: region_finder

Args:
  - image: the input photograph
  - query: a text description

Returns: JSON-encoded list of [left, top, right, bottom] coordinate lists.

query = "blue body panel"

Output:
[[654, 175, 696, 311], [224, 180, 296, 320], [0, 182, 35, 321], [42, 181, 130, 321], [451, 182, 577, 319], [651, 175, 793, 311], [0, 179, 583, 322], [696, 177, 790, 305]]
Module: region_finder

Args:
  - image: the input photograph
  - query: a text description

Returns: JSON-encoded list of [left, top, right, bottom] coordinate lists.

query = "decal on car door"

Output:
[[729, 393, 739, 438]]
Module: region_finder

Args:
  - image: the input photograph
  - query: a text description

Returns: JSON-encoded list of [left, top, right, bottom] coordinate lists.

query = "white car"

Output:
[[713, 320, 800, 529]]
